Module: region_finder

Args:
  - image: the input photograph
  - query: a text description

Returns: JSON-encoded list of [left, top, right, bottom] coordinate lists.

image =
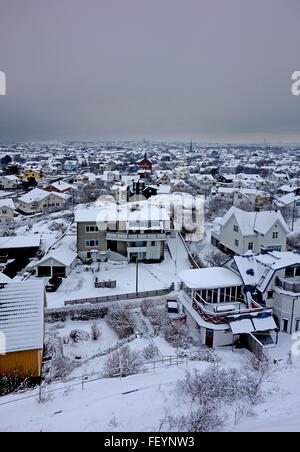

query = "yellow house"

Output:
[[0, 280, 46, 378], [22, 169, 41, 181]]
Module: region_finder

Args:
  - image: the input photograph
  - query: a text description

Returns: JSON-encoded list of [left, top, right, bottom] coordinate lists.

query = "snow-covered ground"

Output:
[[0, 334, 299, 432], [41, 247, 191, 308]]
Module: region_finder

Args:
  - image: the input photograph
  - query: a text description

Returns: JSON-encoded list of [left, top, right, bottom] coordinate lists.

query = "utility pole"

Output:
[[292, 194, 296, 232], [175, 232, 178, 275], [136, 258, 140, 293]]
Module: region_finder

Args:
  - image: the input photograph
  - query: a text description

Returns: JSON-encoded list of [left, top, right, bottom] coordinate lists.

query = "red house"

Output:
[[136, 153, 152, 172], [44, 180, 73, 194]]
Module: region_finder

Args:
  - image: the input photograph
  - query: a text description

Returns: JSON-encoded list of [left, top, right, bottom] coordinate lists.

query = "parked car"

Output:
[[46, 276, 62, 292]]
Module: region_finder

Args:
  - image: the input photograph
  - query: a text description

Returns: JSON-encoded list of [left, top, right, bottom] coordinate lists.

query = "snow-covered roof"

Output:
[[277, 193, 300, 207], [0, 280, 45, 354], [0, 198, 15, 210], [47, 180, 73, 191], [0, 272, 12, 283], [37, 246, 77, 267], [219, 206, 289, 236], [226, 250, 300, 294], [75, 201, 170, 224], [179, 267, 243, 289], [0, 234, 41, 249], [18, 188, 68, 204]]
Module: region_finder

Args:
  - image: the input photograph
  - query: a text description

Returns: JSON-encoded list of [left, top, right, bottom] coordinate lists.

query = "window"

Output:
[[234, 239, 239, 247], [248, 242, 253, 250], [85, 240, 99, 247], [283, 318, 289, 333], [150, 241, 156, 246], [267, 291, 274, 299], [272, 232, 278, 239], [86, 225, 99, 233], [233, 225, 239, 233], [285, 267, 294, 278], [296, 320, 300, 332]]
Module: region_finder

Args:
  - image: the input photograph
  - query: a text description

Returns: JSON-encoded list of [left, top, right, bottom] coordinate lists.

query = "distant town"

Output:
[[0, 140, 299, 432]]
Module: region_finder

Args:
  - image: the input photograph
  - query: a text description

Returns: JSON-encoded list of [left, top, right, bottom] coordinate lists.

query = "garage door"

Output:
[[38, 266, 51, 277], [53, 266, 66, 277]]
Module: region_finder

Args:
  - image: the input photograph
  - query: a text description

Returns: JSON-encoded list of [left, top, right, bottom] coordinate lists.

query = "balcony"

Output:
[[180, 290, 262, 325], [276, 277, 300, 294], [127, 246, 148, 254], [106, 232, 166, 241]]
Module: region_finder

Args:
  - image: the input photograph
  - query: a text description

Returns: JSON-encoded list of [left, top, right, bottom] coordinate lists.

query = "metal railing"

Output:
[[276, 277, 300, 294], [106, 232, 166, 241]]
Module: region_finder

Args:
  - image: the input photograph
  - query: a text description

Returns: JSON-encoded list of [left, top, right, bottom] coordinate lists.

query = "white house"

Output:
[[224, 251, 300, 335], [0, 198, 15, 223], [215, 206, 289, 255], [36, 246, 77, 277], [0, 175, 20, 191], [16, 188, 69, 214], [277, 193, 300, 217], [177, 266, 277, 353]]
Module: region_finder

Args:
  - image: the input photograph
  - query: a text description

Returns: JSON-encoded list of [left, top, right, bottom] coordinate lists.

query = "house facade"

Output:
[[224, 251, 300, 335], [214, 207, 289, 256], [177, 267, 277, 353], [75, 201, 171, 263], [0, 199, 15, 223], [16, 188, 68, 214]]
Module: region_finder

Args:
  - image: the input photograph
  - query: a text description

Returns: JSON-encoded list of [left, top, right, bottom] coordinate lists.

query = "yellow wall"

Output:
[[22, 170, 40, 180], [0, 349, 42, 378]]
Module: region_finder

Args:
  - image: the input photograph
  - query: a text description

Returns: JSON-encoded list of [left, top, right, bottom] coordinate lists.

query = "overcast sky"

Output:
[[0, 0, 300, 144]]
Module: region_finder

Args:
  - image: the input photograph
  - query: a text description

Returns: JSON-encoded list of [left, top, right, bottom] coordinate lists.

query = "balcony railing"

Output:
[[180, 290, 262, 325], [106, 232, 166, 241], [276, 277, 300, 294]]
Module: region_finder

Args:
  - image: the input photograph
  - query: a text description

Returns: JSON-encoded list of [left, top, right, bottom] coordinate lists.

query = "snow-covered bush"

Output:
[[205, 250, 227, 267], [103, 345, 142, 378], [287, 232, 300, 251], [90, 321, 101, 341], [140, 299, 155, 317], [163, 320, 191, 349], [161, 405, 223, 433], [179, 346, 219, 363], [205, 195, 232, 220], [142, 343, 159, 360], [69, 329, 89, 343], [36, 385, 54, 404], [106, 303, 135, 339], [48, 221, 66, 233], [0, 372, 33, 396], [146, 305, 168, 334], [49, 355, 75, 381], [176, 359, 274, 412]]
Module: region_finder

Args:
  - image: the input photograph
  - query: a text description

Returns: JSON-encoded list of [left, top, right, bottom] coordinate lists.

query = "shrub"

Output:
[[106, 303, 135, 339], [142, 343, 159, 360], [146, 305, 168, 334], [163, 321, 191, 349], [90, 321, 101, 341], [103, 345, 142, 378], [161, 405, 223, 432]]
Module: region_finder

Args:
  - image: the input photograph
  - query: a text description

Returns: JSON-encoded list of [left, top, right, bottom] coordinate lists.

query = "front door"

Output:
[[206, 329, 214, 348]]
